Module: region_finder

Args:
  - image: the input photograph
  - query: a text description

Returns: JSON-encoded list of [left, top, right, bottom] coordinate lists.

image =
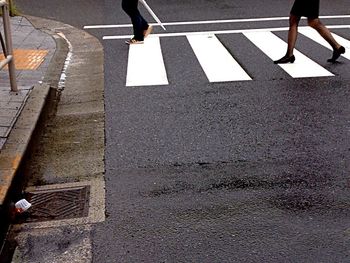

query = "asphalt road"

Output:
[[16, 0, 350, 262]]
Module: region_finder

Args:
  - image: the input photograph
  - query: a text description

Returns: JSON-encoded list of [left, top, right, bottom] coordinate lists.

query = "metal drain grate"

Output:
[[23, 185, 90, 223]]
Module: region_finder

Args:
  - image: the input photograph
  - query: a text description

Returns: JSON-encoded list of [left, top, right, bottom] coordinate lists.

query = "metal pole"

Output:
[[2, 1, 17, 92], [0, 32, 6, 55], [139, 0, 166, 31]]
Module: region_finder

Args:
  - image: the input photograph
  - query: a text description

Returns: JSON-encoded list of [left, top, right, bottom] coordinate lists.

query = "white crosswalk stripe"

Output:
[[122, 30, 349, 86], [299, 28, 350, 60], [187, 34, 251, 82], [126, 36, 168, 86], [243, 31, 334, 78]]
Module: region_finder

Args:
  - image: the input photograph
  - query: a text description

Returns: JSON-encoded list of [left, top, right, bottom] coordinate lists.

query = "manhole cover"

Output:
[[21, 186, 90, 223]]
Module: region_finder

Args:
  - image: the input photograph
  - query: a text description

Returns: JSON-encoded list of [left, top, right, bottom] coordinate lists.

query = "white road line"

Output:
[[102, 25, 350, 40], [86, 17, 288, 29], [187, 34, 251, 82], [126, 37, 168, 86], [84, 15, 350, 29], [243, 31, 334, 78], [299, 28, 350, 60]]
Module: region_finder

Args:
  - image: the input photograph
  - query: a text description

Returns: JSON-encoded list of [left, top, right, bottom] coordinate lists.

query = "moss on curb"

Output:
[[0, 0, 20, 17], [8, 0, 20, 16]]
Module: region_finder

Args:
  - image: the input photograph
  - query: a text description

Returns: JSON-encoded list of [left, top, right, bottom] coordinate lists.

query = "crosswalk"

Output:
[[187, 34, 251, 82], [126, 37, 168, 86], [113, 28, 350, 86], [243, 31, 334, 78]]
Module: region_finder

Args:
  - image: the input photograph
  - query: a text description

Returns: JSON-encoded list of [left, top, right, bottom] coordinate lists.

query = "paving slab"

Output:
[[0, 16, 56, 152]]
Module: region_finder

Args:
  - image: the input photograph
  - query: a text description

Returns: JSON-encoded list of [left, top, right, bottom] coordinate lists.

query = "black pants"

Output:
[[122, 0, 149, 41]]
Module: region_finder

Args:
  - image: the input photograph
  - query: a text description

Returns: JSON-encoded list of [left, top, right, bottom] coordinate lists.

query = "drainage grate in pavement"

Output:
[[23, 186, 90, 223]]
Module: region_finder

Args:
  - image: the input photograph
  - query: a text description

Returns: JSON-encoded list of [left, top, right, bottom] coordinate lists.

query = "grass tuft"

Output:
[[8, 0, 20, 16], [0, 0, 20, 17]]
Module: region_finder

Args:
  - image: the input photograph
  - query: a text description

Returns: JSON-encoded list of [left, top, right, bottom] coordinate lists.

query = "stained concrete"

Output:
[[1, 15, 105, 263]]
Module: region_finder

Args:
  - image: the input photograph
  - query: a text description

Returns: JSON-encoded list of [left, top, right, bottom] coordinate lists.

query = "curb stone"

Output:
[[0, 15, 69, 257], [1, 15, 105, 263]]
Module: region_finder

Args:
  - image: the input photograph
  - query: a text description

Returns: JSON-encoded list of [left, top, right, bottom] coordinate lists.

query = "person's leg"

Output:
[[274, 14, 300, 64], [307, 18, 345, 62], [122, 0, 149, 41], [307, 18, 340, 49], [286, 14, 301, 56]]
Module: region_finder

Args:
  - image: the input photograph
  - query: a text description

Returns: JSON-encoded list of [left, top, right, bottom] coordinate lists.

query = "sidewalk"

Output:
[[0, 14, 105, 262], [0, 16, 58, 216], [0, 16, 56, 151]]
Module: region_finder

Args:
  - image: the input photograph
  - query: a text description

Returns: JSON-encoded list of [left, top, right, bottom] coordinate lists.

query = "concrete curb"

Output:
[[0, 84, 50, 205], [1, 13, 105, 262], [0, 15, 69, 252]]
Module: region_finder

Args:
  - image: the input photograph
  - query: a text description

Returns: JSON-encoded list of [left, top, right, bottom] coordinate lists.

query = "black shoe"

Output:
[[274, 55, 295, 64], [327, 46, 346, 63], [125, 38, 144, 45]]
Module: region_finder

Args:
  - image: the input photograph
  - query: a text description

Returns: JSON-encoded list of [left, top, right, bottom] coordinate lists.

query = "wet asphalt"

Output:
[[15, 0, 350, 262]]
